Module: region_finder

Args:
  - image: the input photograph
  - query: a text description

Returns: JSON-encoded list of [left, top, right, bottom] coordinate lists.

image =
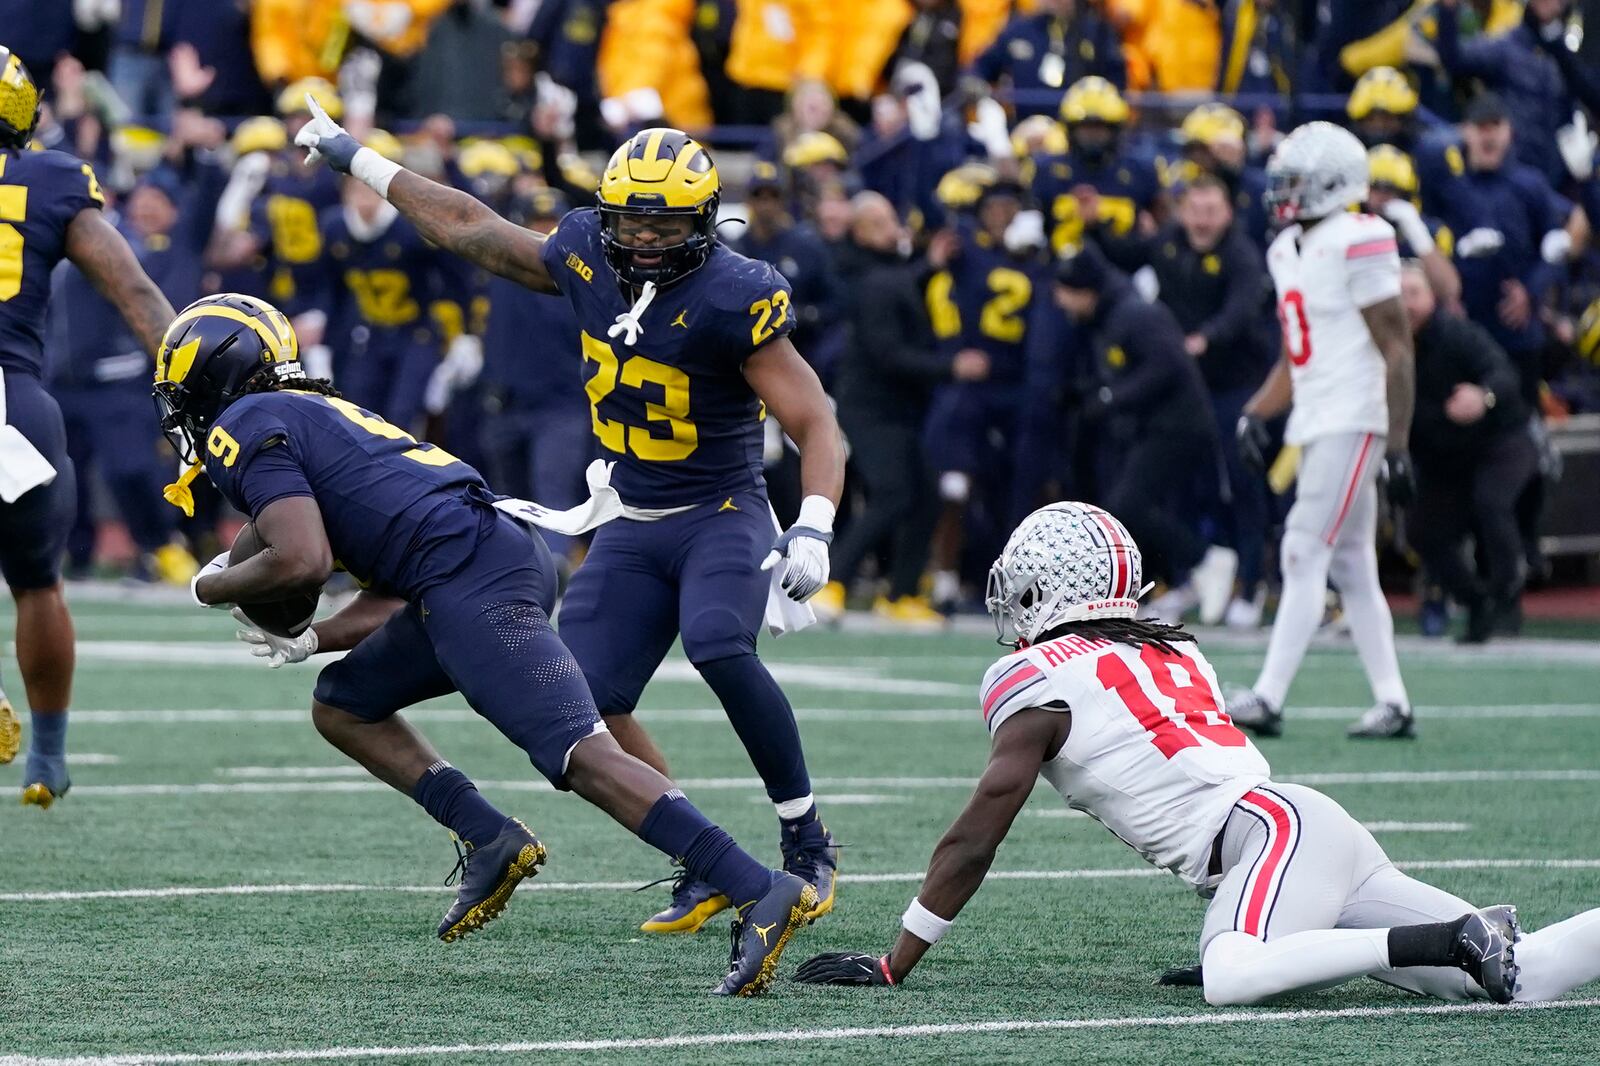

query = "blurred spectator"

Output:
[[597, 0, 712, 132], [1217, 0, 1295, 96], [478, 187, 590, 567], [969, 0, 1126, 119], [1319, 0, 1411, 90], [1030, 76, 1159, 255], [111, 0, 182, 118], [1101, 174, 1269, 622], [400, 0, 514, 121], [1052, 243, 1220, 595], [1433, 0, 1579, 185], [724, 0, 836, 125], [922, 172, 1048, 608], [818, 192, 973, 624], [888, 0, 964, 97], [1346, 66, 1420, 152], [1366, 144, 1461, 310], [770, 79, 861, 158], [731, 161, 840, 377], [169, 3, 273, 118], [1423, 92, 1584, 407], [251, 0, 347, 86], [1401, 262, 1535, 644], [856, 87, 972, 229], [1109, 0, 1222, 94], [6, 4, 79, 85], [526, 0, 609, 147], [830, 0, 916, 108], [1167, 101, 1269, 247]]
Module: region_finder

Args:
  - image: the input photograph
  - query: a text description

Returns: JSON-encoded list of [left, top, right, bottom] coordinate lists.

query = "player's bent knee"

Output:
[[1201, 932, 1273, 1006], [311, 699, 367, 741], [1279, 529, 1333, 581], [681, 608, 757, 662]]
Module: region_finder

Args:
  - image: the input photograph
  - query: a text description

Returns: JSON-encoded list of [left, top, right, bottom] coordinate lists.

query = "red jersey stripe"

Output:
[[983, 662, 1043, 720], [1346, 238, 1398, 259]]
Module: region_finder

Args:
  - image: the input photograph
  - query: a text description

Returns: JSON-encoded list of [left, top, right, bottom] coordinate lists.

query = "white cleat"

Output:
[[1223, 590, 1265, 630], [1192, 546, 1238, 626]]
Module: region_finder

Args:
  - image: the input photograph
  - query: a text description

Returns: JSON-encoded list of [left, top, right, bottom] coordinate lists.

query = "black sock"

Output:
[[1387, 915, 1471, 969], [410, 761, 511, 848]]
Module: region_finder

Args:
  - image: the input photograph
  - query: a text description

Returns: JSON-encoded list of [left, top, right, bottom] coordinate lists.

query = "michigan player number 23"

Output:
[[581, 332, 699, 462]]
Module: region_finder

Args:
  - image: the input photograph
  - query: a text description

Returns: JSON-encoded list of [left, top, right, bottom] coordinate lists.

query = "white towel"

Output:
[[493, 459, 623, 535], [763, 504, 817, 637], [0, 368, 57, 503]]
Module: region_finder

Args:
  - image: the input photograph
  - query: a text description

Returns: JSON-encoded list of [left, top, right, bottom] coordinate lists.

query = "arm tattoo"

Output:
[[388, 171, 557, 293], [65, 209, 176, 357]]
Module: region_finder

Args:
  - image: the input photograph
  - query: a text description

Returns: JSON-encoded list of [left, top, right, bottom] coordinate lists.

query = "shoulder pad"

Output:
[[702, 249, 790, 314], [980, 651, 1050, 732]]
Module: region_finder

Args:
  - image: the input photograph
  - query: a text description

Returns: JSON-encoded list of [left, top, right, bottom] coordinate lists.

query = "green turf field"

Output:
[[3, 593, 1600, 1064]]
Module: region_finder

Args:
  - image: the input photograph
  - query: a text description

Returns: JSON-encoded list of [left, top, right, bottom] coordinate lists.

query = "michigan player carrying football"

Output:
[[295, 102, 848, 935], [796, 503, 1600, 1006], [0, 48, 176, 806], [157, 293, 813, 995], [1229, 122, 1417, 740]]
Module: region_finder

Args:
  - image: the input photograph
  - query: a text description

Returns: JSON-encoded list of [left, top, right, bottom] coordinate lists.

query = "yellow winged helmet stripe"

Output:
[[157, 337, 202, 384], [162, 304, 299, 377]]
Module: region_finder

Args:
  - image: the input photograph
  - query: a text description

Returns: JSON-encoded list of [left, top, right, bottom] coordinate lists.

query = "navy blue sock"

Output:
[[410, 762, 510, 847], [695, 654, 812, 803], [29, 711, 67, 757], [639, 789, 774, 907]]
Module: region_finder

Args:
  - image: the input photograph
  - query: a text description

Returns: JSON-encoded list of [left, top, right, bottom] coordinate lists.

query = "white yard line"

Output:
[[6, 998, 1599, 1065], [3, 858, 1594, 904], [64, 768, 1600, 798]]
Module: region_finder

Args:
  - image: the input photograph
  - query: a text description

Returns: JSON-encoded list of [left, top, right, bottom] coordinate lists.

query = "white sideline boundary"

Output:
[[4, 858, 1598, 904], [6, 998, 1600, 1065]]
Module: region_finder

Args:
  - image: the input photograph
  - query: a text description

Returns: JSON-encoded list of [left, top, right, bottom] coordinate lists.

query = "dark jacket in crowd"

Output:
[[1411, 309, 1529, 468], [1083, 270, 1214, 438], [833, 244, 952, 422], [970, 9, 1126, 117], [890, 0, 964, 96], [1102, 220, 1271, 393]]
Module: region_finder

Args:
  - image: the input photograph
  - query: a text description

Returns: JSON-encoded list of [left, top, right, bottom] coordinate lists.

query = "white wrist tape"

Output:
[[901, 898, 952, 944], [351, 146, 402, 198], [797, 494, 836, 534]]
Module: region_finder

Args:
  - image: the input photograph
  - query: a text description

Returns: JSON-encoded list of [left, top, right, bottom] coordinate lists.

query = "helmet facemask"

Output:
[[598, 199, 719, 288]]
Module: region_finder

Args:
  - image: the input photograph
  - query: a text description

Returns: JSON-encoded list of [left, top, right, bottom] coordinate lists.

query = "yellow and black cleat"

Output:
[[20, 782, 58, 809], [437, 818, 547, 941], [641, 871, 731, 933], [20, 749, 69, 809], [781, 821, 840, 923], [0, 697, 18, 765], [714, 874, 818, 997]]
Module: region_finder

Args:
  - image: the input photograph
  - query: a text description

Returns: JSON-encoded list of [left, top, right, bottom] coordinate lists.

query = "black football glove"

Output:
[[1383, 450, 1415, 508], [1236, 413, 1272, 473], [793, 951, 895, 986], [1156, 963, 1204, 987]]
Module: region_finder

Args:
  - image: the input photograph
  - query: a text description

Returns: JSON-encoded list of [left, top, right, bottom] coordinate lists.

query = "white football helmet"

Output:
[[1265, 121, 1369, 224], [985, 502, 1147, 647]]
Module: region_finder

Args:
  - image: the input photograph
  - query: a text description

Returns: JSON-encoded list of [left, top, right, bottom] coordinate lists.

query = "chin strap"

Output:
[[607, 280, 657, 346], [163, 461, 202, 517]]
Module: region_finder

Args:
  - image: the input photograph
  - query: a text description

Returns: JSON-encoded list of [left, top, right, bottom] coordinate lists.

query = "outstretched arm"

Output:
[[65, 208, 176, 357], [294, 95, 557, 293], [796, 707, 1064, 986], [386, 171, 558, 293]]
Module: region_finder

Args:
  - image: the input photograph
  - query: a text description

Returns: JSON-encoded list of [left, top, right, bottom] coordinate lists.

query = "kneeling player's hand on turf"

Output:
[[762, 495, 836, 603], [293, 95, 362, 173], [190, 551, 231, 608], [793, 952, 895, 986], [233, 608, 319, 668]]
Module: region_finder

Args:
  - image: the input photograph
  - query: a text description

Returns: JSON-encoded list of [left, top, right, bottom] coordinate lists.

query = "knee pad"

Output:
[[1279, 528, 1334, 583], [1201, 931, 1270, 1006], [680, 604, 757, 662]]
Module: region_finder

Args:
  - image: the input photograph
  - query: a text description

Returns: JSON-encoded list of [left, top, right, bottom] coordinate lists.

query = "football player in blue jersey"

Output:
[[1028, 76, 1162, 257], [296, 106, 848, 936], [158, 293, 815, 995], [0, 47, 176, 804]]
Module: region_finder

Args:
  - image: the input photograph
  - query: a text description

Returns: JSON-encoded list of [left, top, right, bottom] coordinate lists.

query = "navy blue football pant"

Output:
[[339, 335, 438, 432], [56, 382, 177, 564], [313, 511, 605, 787], [0, 373, 75, 589], [478, 403, 591, 559], [559, 487, 812, 804], [1200, 385, 1268, 590]]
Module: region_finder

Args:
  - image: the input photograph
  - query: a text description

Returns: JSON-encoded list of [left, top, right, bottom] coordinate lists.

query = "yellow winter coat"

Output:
[[597, 0, 713, 130], [725, 0, 837, 92]]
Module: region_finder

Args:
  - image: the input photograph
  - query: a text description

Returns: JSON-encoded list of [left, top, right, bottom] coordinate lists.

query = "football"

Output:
[[227, 523, 320, 638]]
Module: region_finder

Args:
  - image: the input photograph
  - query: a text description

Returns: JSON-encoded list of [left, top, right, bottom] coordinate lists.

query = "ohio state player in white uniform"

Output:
[[796, 503, 1600, 1005], [1231, 121, 1416, 740]]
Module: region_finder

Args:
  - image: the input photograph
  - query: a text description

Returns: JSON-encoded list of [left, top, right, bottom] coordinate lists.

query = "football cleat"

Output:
[[436, 818, 546, 941], [1346, 702, 1415, 739], [20, 750, 70, 809], [0, 694, 18, 765], [713, 873, 817, 996], [1223, 684, 1283, 738], [781, 820, 840, 922], [640, 870, 730, 934], [871, 595, 944, 627], [1456, 907, 1519, 1004], [150, 542, 200, 587]]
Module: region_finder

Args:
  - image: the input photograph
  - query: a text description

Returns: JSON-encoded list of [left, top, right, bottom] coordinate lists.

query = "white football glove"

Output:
[[1003, 209, 1047, 253], [1455, 227, 1506, 258], [1380, 198, 1434, 256], [1557, 111, 1597, 181], [190, 550, 230, 609], [761, 496, 835, 603], [232, 607, 319, 668]]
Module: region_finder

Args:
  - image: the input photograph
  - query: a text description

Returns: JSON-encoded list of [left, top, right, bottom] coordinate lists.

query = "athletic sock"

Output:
[[776, 796, 818, 828], [1253, 530, 1332, 708], [410, 761, 511, 848], [695, 654, 812, 803], [29, 710, 67, 757], [639, 788, 773, 907], [1387, 915, 1471, 969], [1332, 560, 1410, 708]]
